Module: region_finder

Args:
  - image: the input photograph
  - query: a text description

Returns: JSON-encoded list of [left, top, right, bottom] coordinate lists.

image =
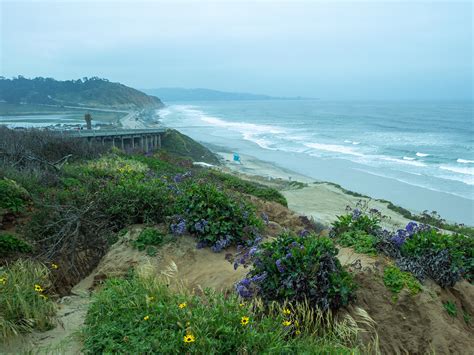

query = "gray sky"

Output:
[[1, 0, 472, 99]]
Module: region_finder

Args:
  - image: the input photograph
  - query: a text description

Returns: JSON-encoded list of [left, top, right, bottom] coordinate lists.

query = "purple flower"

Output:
[[196, 240, 208, 249], [298, 229, 310, 237], [194, 219, 208, 233], [405, 222, 418, 236], [250, 272, 267, 283], [170, 218, 186, 235], [211, 235, 232, 252], [249, 246, 258, 257], [172, 171, 192, 184], [276, 259, 285, 273], [352, 208, 362, 220], [285, 252, 292, 259]]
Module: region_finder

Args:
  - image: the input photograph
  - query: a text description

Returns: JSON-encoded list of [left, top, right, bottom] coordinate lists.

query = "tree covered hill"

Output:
[[0, 76, 164, 109]]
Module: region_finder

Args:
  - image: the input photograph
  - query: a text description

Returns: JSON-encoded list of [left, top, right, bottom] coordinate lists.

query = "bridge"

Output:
[[60, 128, 167, 152]]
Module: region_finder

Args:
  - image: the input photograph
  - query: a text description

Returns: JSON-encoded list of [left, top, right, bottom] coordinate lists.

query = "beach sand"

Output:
[[216, 152, 411, 229]]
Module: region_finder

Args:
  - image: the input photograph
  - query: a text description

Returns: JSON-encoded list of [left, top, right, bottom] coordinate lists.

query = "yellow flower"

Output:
[[39, 294, 48, 300], [295, 330, 301, 335], [282, 320, 292, 327], [186, 321, 190, 326], [34, 284, 44, 292], [240, 316, 250, 326], [183, 334, 196, 343], [143, 315, 150, 321], [51, 263, 59, 270], [0, 277, 6, 285], [146, 295, 155, 302], [178, 302, 187, 309], [283, 308, 291, 315], [239, 302, 245, 307]]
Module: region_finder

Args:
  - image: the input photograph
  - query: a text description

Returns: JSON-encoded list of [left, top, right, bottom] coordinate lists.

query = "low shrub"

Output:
[[331, 205, 473, 288], [383, 265, 421, 297], [337, 230, 378, 255], [175, 183, 263, 251], [100, 178, 173, 229], [132, 228, 167, 256], [0, 178, 29, 215], [236, 232, 356, 311], [82, 273, 366, 354], [443, 301, 457, 317], [0, 233, 32, 257], [0, 259, 56, 341], [202, 170, 288, 206]]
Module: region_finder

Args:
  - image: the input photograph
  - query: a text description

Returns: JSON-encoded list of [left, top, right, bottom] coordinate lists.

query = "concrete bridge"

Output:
[[61, 128, 166, 152]]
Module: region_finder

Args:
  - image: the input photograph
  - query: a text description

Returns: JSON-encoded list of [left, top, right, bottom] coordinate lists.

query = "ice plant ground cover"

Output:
[[82, 271, 372, 354], [331, 202, 474, 288]]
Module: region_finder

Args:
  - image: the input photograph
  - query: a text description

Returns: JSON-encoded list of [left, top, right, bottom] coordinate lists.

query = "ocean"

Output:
[[158, 100, 474, 225]]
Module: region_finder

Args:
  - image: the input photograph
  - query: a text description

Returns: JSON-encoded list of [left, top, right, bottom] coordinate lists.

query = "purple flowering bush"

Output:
[[236, 232, 356, 311], [331, 204, 473, 287], [175, 183, 263, 251]]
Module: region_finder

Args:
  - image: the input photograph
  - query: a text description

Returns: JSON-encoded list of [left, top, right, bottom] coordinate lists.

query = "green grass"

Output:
[[337, 231, 378, 256], [0, 233, 32, 257], [383, 266, 422, 297], [82, 272, 370, 354], [0, 259, 56, 341], [443, 301, 457, 317]]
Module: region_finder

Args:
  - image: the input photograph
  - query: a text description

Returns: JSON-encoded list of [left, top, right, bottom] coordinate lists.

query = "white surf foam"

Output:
[[457, 159, 474, 164], [304, 142, 363, 156], [416, 152, 430, 157], [439, 165, 474, 176], [403, 156, 416, 161]]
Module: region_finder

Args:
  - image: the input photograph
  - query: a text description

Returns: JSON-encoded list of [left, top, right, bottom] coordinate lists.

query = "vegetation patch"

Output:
[[132, 228, 170, 256], [234, 232, 356, 311], [82, 273, 365, 354], [383, 265, 421, 296], [202, 170, 287, 206], [0, 233, 32, 257], [0, 178, 29, 215], [174, 182, 263, 251], [0, 260, 56, 341], [330, 203, 473, 288], [443, 301, 457, 318]]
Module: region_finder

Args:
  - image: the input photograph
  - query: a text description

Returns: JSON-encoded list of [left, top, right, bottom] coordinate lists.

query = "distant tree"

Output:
[[84, 113, 92, 130]]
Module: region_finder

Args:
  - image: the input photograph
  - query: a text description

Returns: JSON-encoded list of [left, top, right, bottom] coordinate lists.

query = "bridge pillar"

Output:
[[158, 134, 161, 149], [132, 136, 135, 149], [121, 137, 125, 150], [112, 137, 115, 148]]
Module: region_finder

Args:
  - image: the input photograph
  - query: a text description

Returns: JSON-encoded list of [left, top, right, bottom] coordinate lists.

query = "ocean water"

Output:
[[159, 100, 474, 224]]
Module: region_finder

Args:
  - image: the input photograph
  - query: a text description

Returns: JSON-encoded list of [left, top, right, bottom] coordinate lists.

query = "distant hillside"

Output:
[[0, 76, 164, 109], [143, 87, 309, 102]]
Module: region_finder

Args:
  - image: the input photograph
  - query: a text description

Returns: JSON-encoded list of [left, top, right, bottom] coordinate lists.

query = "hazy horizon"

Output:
[[1, 0, 472, 100]]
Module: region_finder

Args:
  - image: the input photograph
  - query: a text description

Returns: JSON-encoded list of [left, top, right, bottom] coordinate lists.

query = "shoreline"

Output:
[[215, 151, 414, 229]]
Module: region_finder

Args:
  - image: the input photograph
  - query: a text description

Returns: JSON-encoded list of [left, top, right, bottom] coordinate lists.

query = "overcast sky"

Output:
[[0, 0, 472, 99]]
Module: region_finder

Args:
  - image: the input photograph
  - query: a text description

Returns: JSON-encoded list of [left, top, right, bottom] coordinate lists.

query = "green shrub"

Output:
[[0, 233, 32, 256], [132, 228, 164, 251], [337, 231, 378, 255], [331, 209, 381, 237], [401, 229, 473, 282], [0, 259, 56, 340], [175, 183, 262, 250], [100, 179, 173, 229], [237, 232, 356, 311], [443, 301, 457, 317], [82, 273, 364, 354], [203, 170, 288, 206], [0, 178, 29, 214], [383, 266, 421, 296]]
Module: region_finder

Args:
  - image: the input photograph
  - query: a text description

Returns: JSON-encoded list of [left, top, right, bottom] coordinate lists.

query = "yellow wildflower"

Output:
[[0, 277, 6, 285], [39, 294, 48, 300], [143, 315, 150, 321], [283, 308, 291, 315], [239, 302, 245, 307], [178, 302, 187, 309], [146, 295, 155, 302], [240, 316, 250, 326], [186, 321, 190, 326], [51, 263, 59, 270], [282, 320, 292, 327], [295, 330, 301, 335], [183, 334, 196, 343], [34, 284, 44, 292]]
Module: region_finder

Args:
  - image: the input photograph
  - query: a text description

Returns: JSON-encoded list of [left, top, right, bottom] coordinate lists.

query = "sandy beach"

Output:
[[216, 152, 412, 229]]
